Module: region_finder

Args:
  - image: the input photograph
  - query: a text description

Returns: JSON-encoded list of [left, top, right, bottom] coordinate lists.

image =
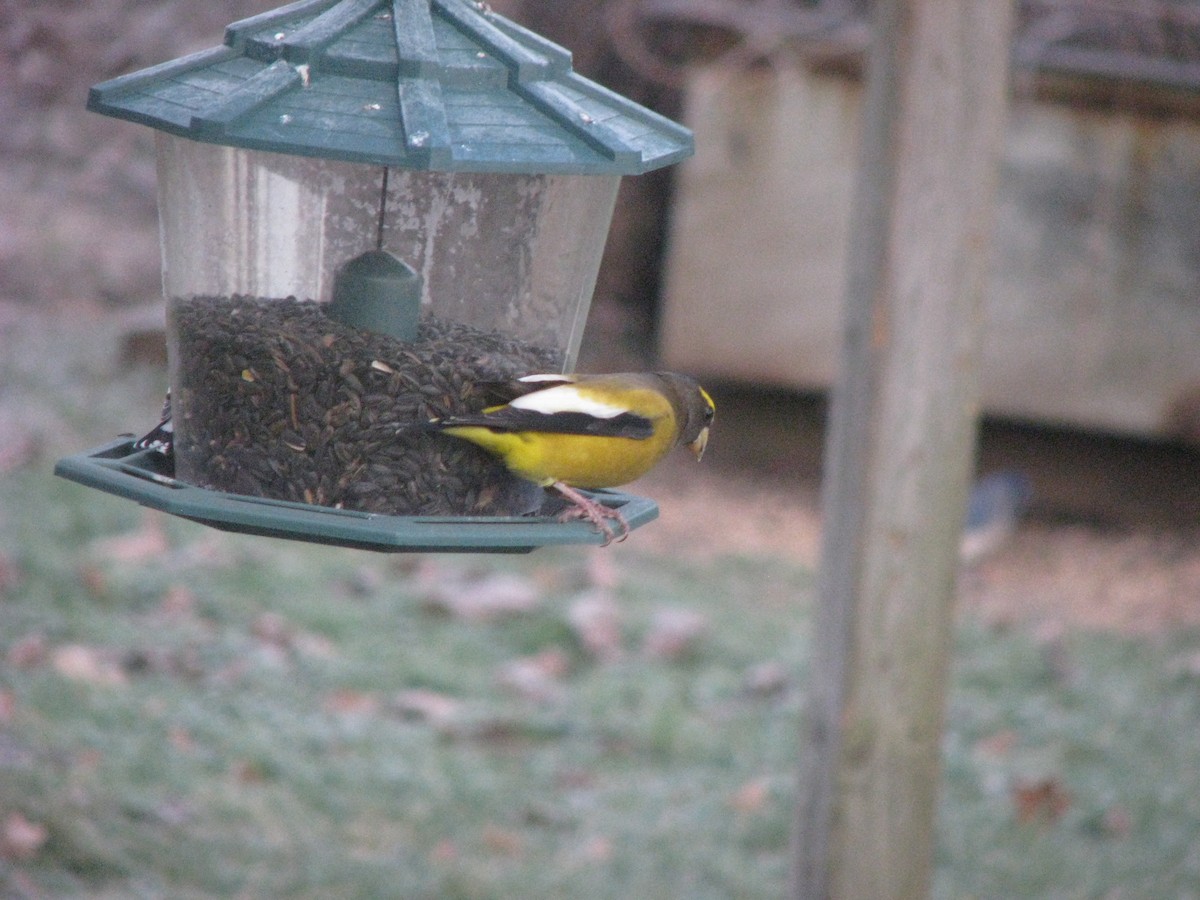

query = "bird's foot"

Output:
[[551, 482, 629, 547]]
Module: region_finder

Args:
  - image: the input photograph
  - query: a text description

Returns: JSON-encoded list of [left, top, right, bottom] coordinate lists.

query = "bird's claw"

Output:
[[551, 483, 630, 547]]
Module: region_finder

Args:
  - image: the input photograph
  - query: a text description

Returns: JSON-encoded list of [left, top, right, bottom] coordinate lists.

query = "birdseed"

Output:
[[167, 294, 560, 516]]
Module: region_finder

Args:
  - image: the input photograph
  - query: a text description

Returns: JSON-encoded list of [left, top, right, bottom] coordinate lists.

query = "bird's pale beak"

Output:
[[687, 427, 709, 461]]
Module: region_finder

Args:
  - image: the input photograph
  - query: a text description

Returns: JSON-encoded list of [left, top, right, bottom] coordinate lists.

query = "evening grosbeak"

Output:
[[424, 372, 716, 544]]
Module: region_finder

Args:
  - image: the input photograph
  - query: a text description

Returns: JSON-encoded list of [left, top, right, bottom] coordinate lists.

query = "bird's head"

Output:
[[660, 373, 715, 461]]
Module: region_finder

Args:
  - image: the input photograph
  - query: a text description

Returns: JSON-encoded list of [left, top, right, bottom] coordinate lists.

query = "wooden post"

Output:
[[790, 1, 1015, 898]]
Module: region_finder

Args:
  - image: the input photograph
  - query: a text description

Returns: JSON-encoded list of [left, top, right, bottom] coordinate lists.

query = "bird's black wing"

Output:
[[474, 376, 574, 407], [433, 408, 655, 440]]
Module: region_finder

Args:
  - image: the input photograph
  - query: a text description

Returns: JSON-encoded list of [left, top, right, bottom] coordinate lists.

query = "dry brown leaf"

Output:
[[51, 644, 127, 687], [429, 839, 458, 864], [251, 611, 295, 649], [1101, 805, 1134, 838], [556, 769, 596, 790], [6, 633, 47, 669], [642, 607, 709, 661], [482, 823, 524, 857], [231, 760, 267, 784], [155, 584, 196, 619], [291, 630, 338, 660], [73, 748, 104, 773], [730, 778, 771, 815], [579, 835, 614, 863], [322, 689, 380, 718], [497, 648, 570, 704], [973, 729, 1019, 760], [168, 726, 196, 754], [567, 590, 623, 663], [0, 812, 48, 861], [89, 515, 168, 563], [152, 798, 192, 827], [0, 436, 38, 475], [1012, 777, 1071, 824], [585, 546, 621, 590], [418, 564, 541, 621], [0, 553, 23, 595], [742, 661, 790, 698], [76, 563, 108, 598]]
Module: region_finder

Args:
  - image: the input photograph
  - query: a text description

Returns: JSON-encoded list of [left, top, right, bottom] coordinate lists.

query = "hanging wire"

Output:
[[376, 166, 390, 252]]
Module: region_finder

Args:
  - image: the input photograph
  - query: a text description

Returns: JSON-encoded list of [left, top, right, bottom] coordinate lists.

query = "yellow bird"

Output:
[[425, 372, 715, 544]]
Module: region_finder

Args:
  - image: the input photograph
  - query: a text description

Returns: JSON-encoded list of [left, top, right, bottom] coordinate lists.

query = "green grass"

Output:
[[3, 314, 1200, 897], [0, 471, 811, 898]]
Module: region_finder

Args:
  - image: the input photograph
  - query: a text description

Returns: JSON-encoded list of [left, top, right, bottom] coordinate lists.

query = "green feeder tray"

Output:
[[55, 439, 659, 553]]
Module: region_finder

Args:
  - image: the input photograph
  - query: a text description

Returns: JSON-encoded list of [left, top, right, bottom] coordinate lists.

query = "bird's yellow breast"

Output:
[[441, 426, 676, 489]]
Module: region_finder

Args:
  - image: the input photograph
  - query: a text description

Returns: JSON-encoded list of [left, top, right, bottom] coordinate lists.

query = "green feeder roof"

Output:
[[87, 0, 693, 174]]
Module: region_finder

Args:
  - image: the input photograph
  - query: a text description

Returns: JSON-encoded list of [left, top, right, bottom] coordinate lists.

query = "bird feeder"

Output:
[[55, 0, 692, 552]]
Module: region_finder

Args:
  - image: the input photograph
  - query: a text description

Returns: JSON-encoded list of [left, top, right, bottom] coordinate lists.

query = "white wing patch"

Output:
[[510, 384, 627, 419], [517, 374, 576, 384]]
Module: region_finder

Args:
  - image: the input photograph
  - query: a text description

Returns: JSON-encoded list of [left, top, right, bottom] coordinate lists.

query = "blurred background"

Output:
[[4, 0, 1198, 614], [2, 0, 1200, 895]]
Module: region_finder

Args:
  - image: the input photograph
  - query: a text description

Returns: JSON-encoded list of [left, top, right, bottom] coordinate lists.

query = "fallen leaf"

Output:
[[7, 633, 47, 669], [0, 436, 38, 475], [322, 689, 380, 718], [251, 611, 295, 649], [730, 778, 771, 815], [76, 563, 108, 598], [482, 823, 524, 857], [418, 565, 541, 621], [152, 798, 192, 827], [52, 644, 127, 687], [168, 726, 196, 754], [73, 748, 104, 773], [211, 658, 251, 686], [0, 813, 47, 860], [89, 515, 168, 563], [429, 839, 458, 864], [155, 584, 196, 619], [1012, 777, 1071, 824], [497, 648, 570, 704], [230, 760, 267, 784], [973, 729, 1019, 760], [556, 769, 596, 790], [567, 590, 623, 662], [292, 630, 338, 660], [0, 553, 23, 595], [586, 547, 621, 589], [1101, 805, 1133, 838], [642, 607, 709, 661], [579, 835, 613, 863], [742, 661, 790, 698]]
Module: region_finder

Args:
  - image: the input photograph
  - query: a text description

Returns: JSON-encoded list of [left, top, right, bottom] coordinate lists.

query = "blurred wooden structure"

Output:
[[788, 1, 1014, 896], [658, 0, 1200, 442]]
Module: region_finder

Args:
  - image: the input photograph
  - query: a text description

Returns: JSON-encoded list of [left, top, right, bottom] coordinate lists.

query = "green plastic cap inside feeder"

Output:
[[328, 250, 422, 342]]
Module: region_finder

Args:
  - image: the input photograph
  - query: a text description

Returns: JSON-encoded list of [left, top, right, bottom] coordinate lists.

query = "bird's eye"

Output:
[[704, 406, 715, 422]]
